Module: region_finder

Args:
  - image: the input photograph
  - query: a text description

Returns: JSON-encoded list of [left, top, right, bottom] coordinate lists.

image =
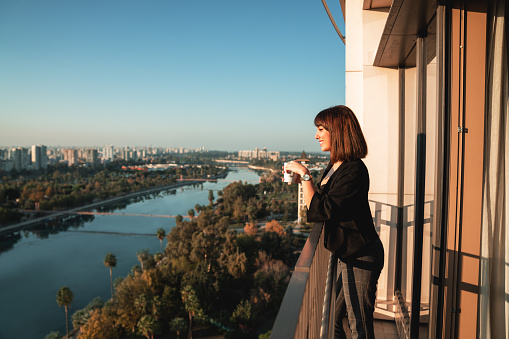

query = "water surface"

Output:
[[0, 168, 260, 338]]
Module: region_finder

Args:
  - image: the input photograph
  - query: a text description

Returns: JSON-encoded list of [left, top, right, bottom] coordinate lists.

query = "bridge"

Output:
[[176, 177, 260, 183], [22, 210, 192, 219]]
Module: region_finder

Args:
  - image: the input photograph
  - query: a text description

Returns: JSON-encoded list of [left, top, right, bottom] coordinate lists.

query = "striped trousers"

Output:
[[334, 241, 384, 339]]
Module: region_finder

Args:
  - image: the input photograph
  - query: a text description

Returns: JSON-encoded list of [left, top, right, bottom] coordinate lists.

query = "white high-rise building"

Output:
[[295, 151, 309, 224], [31, 145, 48, 171], [103, 145, 114, 161]]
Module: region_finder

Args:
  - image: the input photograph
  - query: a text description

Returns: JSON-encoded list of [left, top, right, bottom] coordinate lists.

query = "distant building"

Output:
[[85, 149, 98, 167], [31, 145, 48, 171], [0, 149, 7, 160], [103, 145, 114, 162], [296, 151, 310, 223], [63, 149, 78, 166], [238, 147, 280, 161], [11, 147, 29, 172]]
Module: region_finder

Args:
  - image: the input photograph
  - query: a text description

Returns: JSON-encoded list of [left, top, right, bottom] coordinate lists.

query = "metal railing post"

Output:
[[320, 253, 337, 339]]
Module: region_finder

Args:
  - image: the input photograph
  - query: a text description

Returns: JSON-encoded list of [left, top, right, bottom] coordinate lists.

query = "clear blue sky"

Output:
[[0, 0, 345, 152]]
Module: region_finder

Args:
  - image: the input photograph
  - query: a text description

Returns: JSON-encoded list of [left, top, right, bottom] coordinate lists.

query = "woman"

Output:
[[284, 105, 384, 339]]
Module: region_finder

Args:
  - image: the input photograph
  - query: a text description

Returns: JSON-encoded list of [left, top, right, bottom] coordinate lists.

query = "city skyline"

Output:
[[0, 0, 346, 152]]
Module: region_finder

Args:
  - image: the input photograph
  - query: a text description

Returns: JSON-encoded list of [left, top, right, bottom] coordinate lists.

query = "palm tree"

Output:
[[175, 214, 183, 225], [181, 285, 202, 339], [137, 249, 149, 271], [188, 208, 195, 220], [56, 286, 73, 338], [137, 314, 159, 339], [208, 190, 214, 205], [170, 317, 187, 339], [103, 253, 117, 299], [156, 228, 165, 253]]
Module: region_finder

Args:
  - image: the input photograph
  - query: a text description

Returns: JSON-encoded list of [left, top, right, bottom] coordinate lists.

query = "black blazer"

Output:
[[307, 159, 381, 261]]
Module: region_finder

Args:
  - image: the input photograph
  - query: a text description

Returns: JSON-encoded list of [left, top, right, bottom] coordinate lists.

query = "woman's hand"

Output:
[[284, 161, 308, 176], [282, 161, 316, 208], [282, 161, 310, 184]]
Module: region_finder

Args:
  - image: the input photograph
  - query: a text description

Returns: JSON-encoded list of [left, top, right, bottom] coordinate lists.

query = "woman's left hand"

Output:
[[283, 161, 309, 184], [284, 161, 306, 176]]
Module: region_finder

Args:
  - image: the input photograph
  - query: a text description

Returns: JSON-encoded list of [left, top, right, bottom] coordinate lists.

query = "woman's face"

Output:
[[315, 125, 332, 152]]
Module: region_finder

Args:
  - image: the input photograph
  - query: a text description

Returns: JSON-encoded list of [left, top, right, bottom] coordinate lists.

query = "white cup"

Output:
[[283, 162, 293, 183]]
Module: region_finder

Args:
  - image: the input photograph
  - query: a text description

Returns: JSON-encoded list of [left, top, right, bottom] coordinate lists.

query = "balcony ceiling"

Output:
[[373, 0, 437, 68], [363, 0, 393, 10]]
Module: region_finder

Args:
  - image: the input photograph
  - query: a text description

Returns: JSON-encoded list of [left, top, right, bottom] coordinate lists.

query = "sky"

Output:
[[0, 0, 346, 152]]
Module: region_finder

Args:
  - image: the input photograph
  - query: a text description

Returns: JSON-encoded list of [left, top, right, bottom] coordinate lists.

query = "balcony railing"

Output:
[[271, 199, 433, 339], [270, 222, 329, 338]]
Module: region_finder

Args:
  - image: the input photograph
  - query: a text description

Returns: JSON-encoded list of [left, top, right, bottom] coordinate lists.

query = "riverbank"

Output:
[[247, 165, 275, 172], [0, 171, 228, 236]]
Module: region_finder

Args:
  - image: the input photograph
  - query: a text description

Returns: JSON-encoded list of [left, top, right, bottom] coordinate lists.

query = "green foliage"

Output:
[[71, 297, 104, 331], [0, 164, 225, 216], [137, 314, 160, 339], [56, 286, 73, 307], [169, 317, 187, 338], [136, 249, 154, 271], [104, 252, 117, 268], [230, 299, 253, 328], [259, 330, 272, 339], [56, 286, 73, 337], [156, 227, 166, 252], [43, 331, 61, 339], [253, 255, 290, 309], [43, 163, 308, 337]]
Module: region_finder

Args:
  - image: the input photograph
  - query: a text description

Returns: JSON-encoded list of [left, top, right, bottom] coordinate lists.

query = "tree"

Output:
[[71, 297, 104, 333], [226, 250, 248, 279], [194, 203, 202, 214], [104, 253, 117, 300], [79, 307, 120, 339], [188, 208, 195, 220], [137, 249, 150, 271], [56, 286, 73, 338], [208, 190, 214, 205], [176, 214, 183, 225], [230, 299, 253, 332], [265, 220, 285, 235], [71, 309, 89, 332], [181, 285, 203, 339], [259, 330, 272, 339], [44, 331, 61, 339], [137, 314, 159, 339], [156, 228, 166, 253], [244, 222, 258, 236], [114, 275, 152, 333], [170, 317, 187, 339]]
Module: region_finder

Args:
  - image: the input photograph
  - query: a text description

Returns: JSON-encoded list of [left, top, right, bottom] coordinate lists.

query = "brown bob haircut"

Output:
[[314, 105, 368, 163]]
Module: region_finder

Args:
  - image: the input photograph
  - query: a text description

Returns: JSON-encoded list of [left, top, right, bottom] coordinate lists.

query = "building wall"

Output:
[[345, 1, 437, 318]]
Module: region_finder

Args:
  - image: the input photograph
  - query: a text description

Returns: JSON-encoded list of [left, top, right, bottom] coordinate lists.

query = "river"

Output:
[[0, 168, 260, 339]]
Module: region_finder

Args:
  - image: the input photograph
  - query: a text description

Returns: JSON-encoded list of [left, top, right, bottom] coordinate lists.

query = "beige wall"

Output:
[[345, 1, 437, 319]]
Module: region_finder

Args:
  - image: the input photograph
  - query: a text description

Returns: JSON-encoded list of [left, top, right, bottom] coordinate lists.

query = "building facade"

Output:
[[11, 148, 29, 172], [238, 147, 280, 161], [85, 149, 98, 167], [338, 0, 508, 337], [63, 149, 78, 166], [103, 145, 114, 162], [31, 145, 48, 171], [296, 151, 310, 224]]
